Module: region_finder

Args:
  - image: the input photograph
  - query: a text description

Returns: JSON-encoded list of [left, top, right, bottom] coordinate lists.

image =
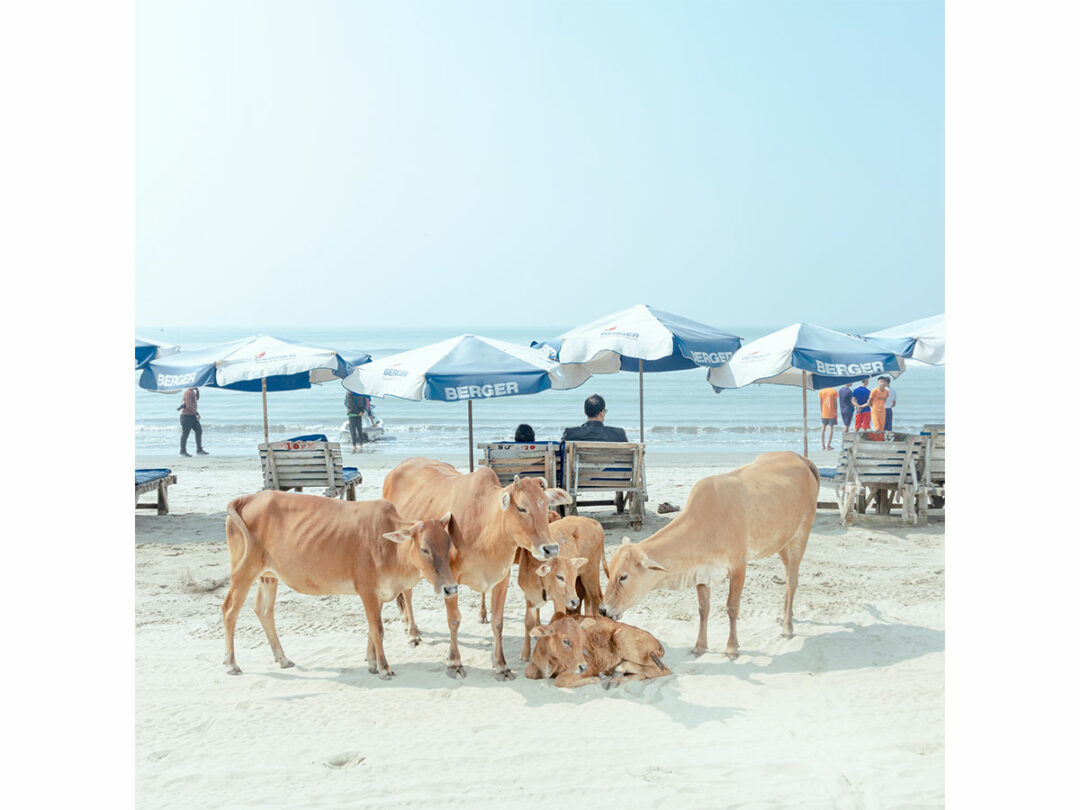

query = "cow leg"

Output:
[[360, 592, 393, 678], [490, 572, 515, 680], [582, 566, 602, 616], [521, 602, 538, 661], [396, 590, 421, 646], [252, 575, 293, 669], [221, 566, 259, 676], [725, 565, 746, 659], [479, 591, 488, 624], [444, 594, 465, 679], [691, 583, 710, 656], [778, 532, 809, 639]]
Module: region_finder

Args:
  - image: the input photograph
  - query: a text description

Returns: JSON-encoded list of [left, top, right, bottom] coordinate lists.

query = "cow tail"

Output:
[[226, 497, 257, 568], [801, 456, 820, 485]]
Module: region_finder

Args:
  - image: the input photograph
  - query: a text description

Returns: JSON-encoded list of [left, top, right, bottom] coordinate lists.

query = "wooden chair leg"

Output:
[[157, 484, 169, 515]]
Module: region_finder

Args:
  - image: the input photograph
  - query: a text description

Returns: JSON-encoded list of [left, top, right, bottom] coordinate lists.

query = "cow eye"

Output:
[[619, 574, 629, 583], [562, 639, 571, 647], [517, 506, 527, 514], [421, 547, 431, 556], [555, 575, 564, 582]]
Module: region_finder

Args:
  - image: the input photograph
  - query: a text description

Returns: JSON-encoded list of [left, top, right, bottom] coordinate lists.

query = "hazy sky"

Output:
[[136, 0, 943, 330]]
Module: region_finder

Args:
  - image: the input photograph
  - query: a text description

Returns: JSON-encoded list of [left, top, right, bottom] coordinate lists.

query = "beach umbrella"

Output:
[[138, 334, 372, 441], [533, 304, 742, 442], [707, 323, 905, 457], [341, 334, 591, 470], [135, 336, 178, 370], [862, 313, 945, 366]]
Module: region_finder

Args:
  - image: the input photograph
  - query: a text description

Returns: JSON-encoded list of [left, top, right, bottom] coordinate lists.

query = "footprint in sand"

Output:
[[324, 751, 366, 769]]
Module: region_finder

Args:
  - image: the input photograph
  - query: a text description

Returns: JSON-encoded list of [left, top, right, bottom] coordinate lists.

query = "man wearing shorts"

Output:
[[884, 378, 897, 430], [818, 387, 838, 450], [837, 383, 854, 432], [852, 379, 872, 430]]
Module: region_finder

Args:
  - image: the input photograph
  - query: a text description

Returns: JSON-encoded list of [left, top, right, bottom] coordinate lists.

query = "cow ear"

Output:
[[545, 488, 573, 507], [513, 474, 521, 485], [500, 489, 511, 511], [570, 557, 588, 570], [439, 511, 452, 530], [530, 625, 554, 638], [382, 530, 410, 544], [580, 618, 597, 630], [643, 557, 667, 572], [621, 536, 632, 546], [547, 511, 559, 523], [536, 563, 552, 577], [538, 477, 548, 489]]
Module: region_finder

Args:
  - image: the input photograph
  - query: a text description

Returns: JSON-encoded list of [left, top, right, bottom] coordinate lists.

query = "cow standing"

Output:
[[382, 457, 571, 680], [600, 452, 819, 658], [221, 491, 456, 678]]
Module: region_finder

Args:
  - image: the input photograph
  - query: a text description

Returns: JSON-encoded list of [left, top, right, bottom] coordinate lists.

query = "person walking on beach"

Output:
[[818, 386, 838, 450], [562, 394, 628, 512], [837, 382, 854, 433], [345, 391, 372, 452], [852, 379, 872, 430], [883, 377, 897, 431], [870, 376, 891, 431], [179, 387, 208, 457]]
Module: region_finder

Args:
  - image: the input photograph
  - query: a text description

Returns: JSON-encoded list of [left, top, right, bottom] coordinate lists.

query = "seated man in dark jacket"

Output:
[[562, 394, 628, 512]]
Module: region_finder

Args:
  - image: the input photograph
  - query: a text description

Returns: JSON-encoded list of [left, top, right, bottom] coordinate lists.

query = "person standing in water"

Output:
[[179, 387, 208, 457], [345, 391, 371, 451]]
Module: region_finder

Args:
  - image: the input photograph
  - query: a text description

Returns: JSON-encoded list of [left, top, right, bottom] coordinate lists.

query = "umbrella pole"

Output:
[[639, 359, 645, 443], [802, 371, 808, 458], [468, 400, 474, 472], [262, 377, 269, 443]]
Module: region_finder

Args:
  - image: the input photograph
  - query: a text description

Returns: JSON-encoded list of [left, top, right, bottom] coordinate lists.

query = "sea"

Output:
[[134, 326, 945, 458]]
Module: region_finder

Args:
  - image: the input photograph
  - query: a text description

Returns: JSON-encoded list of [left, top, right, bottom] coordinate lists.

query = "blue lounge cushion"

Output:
[[285, 434, 328, 443], [818, 467, 838, 479], [135, 468, 172, 486], [343, 467, 360, 483]]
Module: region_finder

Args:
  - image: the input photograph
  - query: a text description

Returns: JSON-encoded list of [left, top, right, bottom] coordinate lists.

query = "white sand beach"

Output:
[[135, 451, 944, 808]]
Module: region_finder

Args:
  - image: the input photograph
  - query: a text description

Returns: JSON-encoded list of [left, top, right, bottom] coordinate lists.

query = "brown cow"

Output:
[[516, 551, 589, 661], [600, 451, 818, 658], [526, 614, 670, 688], [221, 491, 456, 678], [548, 515, 607, 615], [382, 458, 572, 680]]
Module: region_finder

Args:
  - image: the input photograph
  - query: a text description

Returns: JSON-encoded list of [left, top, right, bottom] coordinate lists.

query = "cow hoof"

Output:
[[379, 670, 395, 680], [408, 637, 421, 648], [446, 665, 466, 679], [494, 669, 515, 681], [690, 646, 707, 657], [368, 664, 379, 674], [279, 659, 295, 669], [226, 666, 242, 676], [780, 632, 794, 640], [725, 649, 740, 660]]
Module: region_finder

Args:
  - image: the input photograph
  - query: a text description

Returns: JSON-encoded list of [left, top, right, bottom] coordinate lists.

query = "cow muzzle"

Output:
[[567, 598, 581, 611], [442, 584, 458, 598], [538, 543, 559, 560]]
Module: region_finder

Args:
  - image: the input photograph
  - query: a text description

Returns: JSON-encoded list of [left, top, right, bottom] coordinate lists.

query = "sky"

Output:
[[136, 0, 944, 331]]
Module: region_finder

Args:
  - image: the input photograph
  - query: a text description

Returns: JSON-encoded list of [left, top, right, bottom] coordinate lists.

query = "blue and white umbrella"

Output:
[[135, 336, 178, 370], [139, 334, 372, 441], [534, 304, 743, 441], [862, 313, 945, 366], [342, 334, 591, 469], [707, 323, 905, 456]]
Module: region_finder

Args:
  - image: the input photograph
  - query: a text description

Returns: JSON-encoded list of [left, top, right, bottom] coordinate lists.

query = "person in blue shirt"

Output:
[[852, 379, 872, 430], [837, 383, 854, 433]]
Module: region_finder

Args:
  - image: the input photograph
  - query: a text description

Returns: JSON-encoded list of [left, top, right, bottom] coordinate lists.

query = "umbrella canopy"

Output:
[[708, 323, 905, 457], [533, 304, 743, 442], [708, 323, 904, 392], [138, 335, 372, 442], [342, 334, 591, 469], [135, 336, 178, 370], [536, 304, 742, 373], [863, 313, 945, 366]]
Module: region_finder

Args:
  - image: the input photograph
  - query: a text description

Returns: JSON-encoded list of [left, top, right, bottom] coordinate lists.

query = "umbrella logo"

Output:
[[383, 362, 409, 378]]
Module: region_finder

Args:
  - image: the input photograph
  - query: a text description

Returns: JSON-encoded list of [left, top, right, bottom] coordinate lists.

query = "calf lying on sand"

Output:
[[600, 451, 818, 658], [526, 615, 670, 688], [517, 551, 589, 661], [222, 491, 456, 678]]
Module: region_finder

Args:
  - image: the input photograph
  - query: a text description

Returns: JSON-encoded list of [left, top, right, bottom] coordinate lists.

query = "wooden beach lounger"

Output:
[[920, 424, 945, 509], [563, 441, 647, 530], [258, 436, 362, 500], [476, 441, 562, 487], [835, 431, 925, 526], [135, 468, 176, 515]]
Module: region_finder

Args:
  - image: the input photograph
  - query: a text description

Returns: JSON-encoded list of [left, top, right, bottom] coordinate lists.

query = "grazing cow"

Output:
[[548, 516, 607, 615], [221, 491, 456, 678], [516, 550, 589, 661], [382, 458, 572, 680], [526, 614, 670, 688], [599, 451, 818, 658]]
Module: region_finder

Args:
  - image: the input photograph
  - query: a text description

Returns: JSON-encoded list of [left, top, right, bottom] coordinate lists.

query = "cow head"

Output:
[[383, 512, 458, 599], [499, 475, 573, 561], [529, 616, 595, 678], [598, 537, 668, 621], [535, 556, 588, 613]]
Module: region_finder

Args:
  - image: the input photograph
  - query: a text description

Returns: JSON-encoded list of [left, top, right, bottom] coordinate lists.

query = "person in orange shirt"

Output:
[[818, 386, 839, 450], [869, 376, 890, 431]]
